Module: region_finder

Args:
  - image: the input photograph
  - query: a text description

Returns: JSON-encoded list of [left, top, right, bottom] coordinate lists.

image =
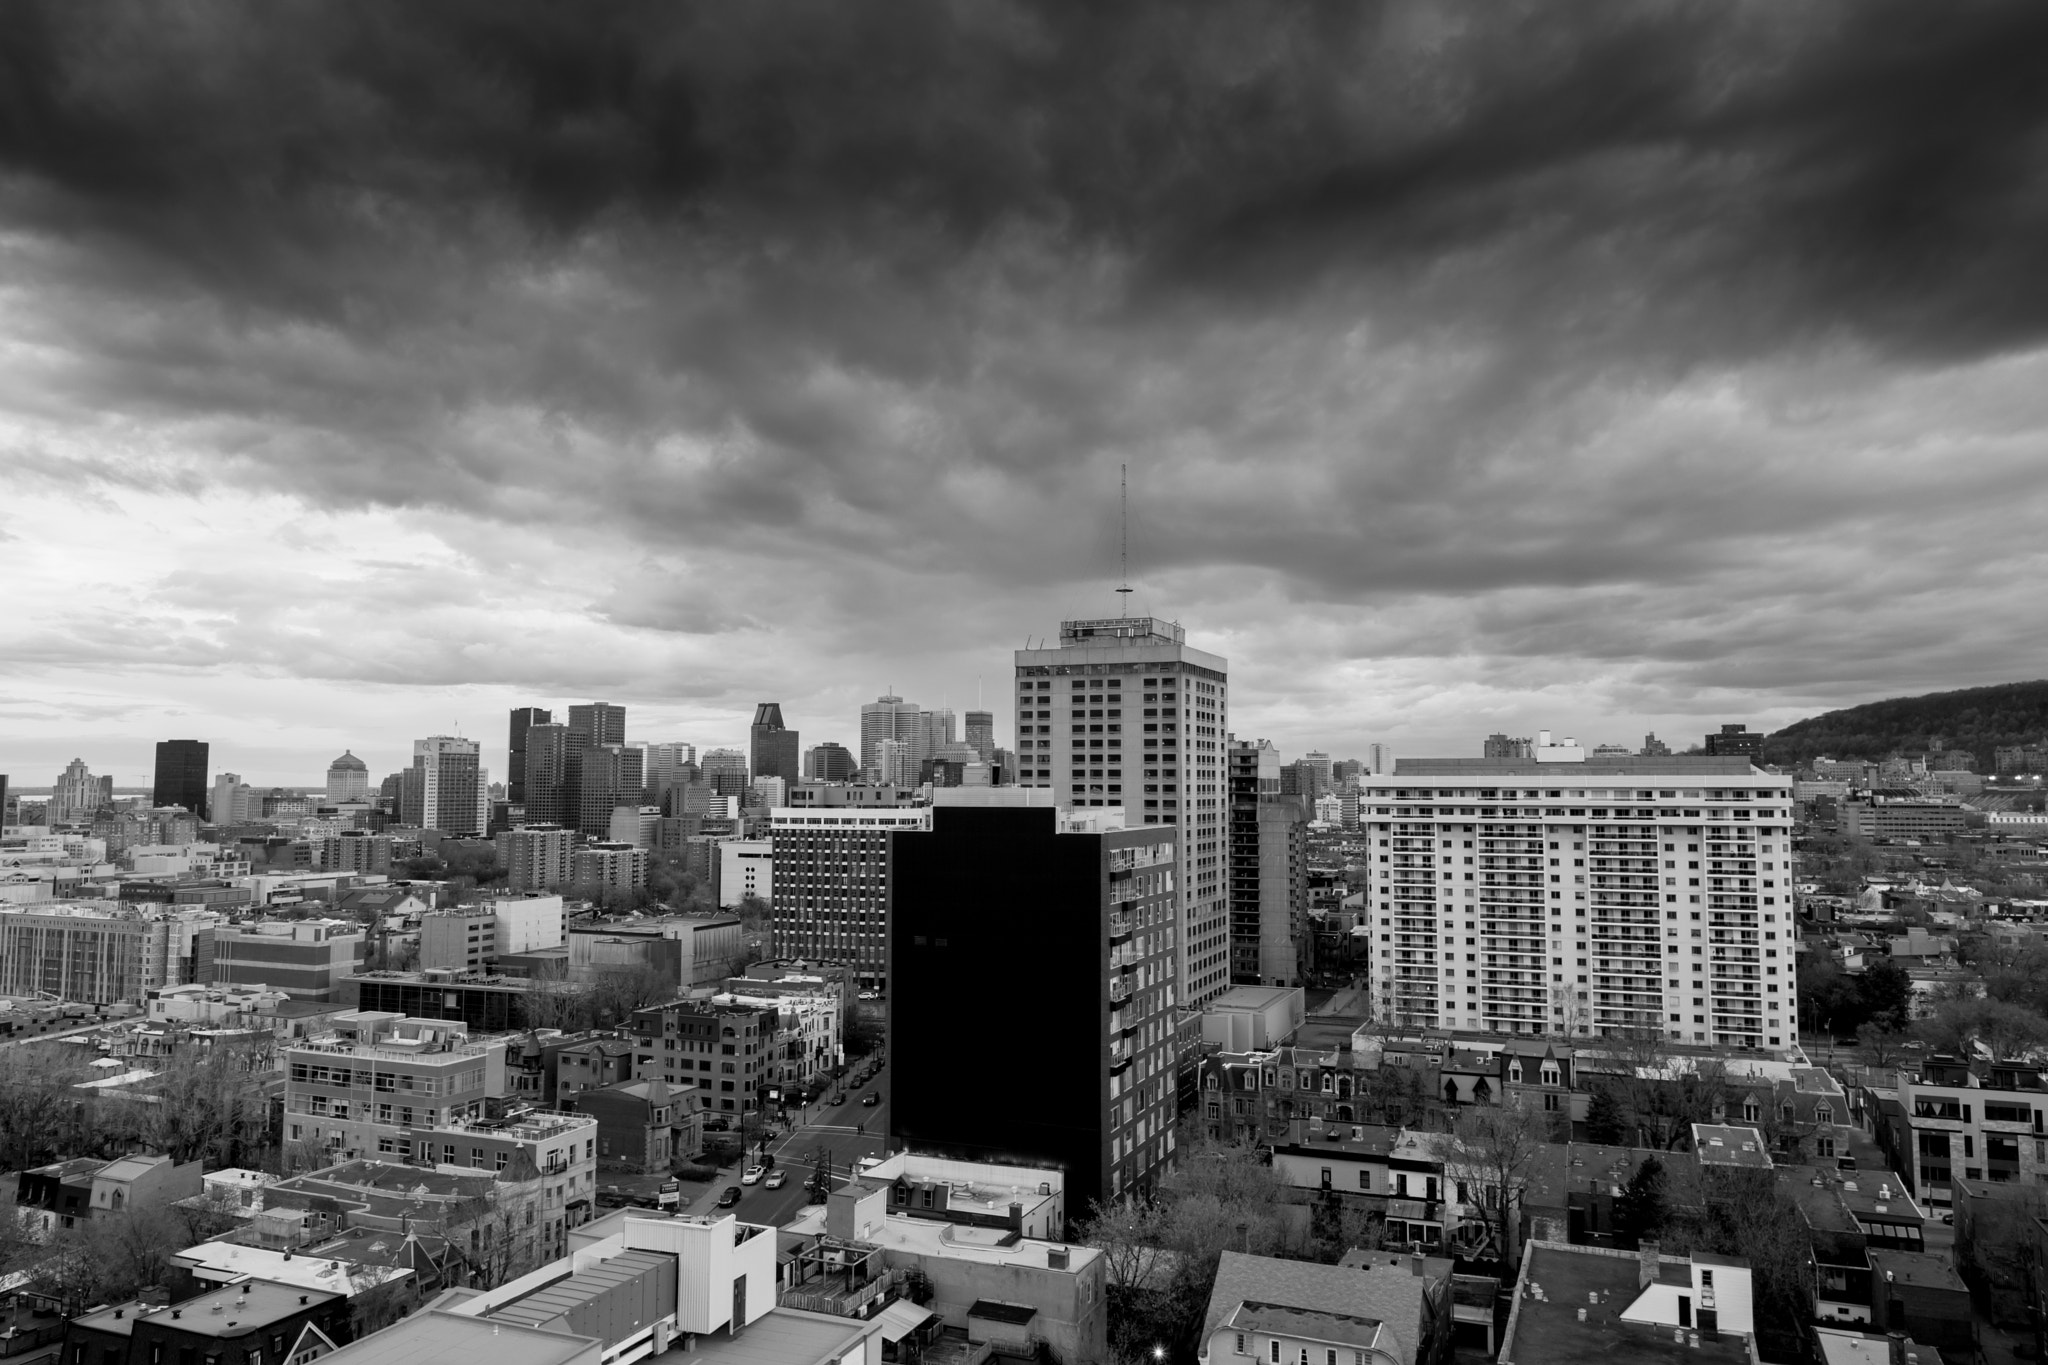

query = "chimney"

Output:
[[1009, 1201, 1024, 1233], [1888, 1332, 1907, 1365], [1411, 1250, 1425, 1278], [1047, 1247, 1070, 1271], [1638, 1239, 1660, 1290]]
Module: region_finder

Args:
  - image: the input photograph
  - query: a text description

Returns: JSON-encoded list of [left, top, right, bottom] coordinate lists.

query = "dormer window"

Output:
[[1542, 1066, 1561, 1087], [1509, 1063, 1523, 1084]]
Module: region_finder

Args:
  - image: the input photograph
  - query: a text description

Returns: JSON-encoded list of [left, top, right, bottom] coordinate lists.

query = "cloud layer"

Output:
[[4, 0, 2048, 783]]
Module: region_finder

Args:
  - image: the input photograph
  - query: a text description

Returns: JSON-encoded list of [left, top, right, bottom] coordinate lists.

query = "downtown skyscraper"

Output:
[[749, 702, 800, 784], [507, 706, 551, 803], [1015, 616, 1231, 1007], [402, 735, 487, 834], [151, 739, 210, 817]]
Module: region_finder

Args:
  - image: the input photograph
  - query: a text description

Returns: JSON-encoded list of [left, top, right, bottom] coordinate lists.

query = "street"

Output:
[[670, 1073, 892, 1226]]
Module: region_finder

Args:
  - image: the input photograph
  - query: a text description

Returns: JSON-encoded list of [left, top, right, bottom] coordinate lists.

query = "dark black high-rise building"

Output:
[[889, 797, 1180, 1209], [508, 707, 551, 803], [749, 703, 800, 784], [152, 740, 210, 817], [523, 722, 571, 827]]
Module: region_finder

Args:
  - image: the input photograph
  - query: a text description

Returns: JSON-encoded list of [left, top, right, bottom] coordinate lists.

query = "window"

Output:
[[1815, 1105, 1833, 1125], [1235, 1334, 1246, 1356], [1269, 1342, 1280, 1364]]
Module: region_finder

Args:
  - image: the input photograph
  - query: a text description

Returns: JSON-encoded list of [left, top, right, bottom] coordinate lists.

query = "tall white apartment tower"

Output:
[[1015, 617, 1232, 1006], [410, 735, 487, 835], [1362, 748, 1797, 1050]]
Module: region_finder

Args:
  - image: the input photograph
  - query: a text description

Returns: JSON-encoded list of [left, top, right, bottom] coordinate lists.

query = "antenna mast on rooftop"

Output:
[[1117, 463, 1133, 617]]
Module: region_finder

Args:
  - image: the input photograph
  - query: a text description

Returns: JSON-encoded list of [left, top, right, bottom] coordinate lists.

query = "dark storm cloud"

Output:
[[5, 0, 2048, 726]]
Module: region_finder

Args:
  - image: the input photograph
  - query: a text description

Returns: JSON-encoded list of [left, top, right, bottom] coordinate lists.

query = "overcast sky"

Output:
[[4, 1, 2048, 788]]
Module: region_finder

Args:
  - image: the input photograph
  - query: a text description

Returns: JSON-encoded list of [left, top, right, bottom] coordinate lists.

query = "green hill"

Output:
[[1763, 680, 2048, 769]]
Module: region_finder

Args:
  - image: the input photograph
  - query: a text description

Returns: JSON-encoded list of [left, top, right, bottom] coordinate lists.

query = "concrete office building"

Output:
[[567, 702, 627, 750], [607, 804, 662, 848], [802, 743, 857, 782], [0, 903, 219, 1004], [1363, 747, 1798, 1048], [698, 749, 749, 799], [770, 803, 931, 991], [570, 745, 643, 838], [420, 905, 501, 974], [151, 740, 210, 817], [568, 915, 743, 989], [324, 750, 369, 805], [719, 838, 772, 907], [1227, 739, 1308, 988], [1843, 801, 1970, 842], [1015, 615, 1232, 1007], [213, 919, 368, 1001], [860, 694, 924, 784], [964, 710, 996, 765], [1704, 723, 1766, 759], [890, 792, 1182, 1205], [507, 706, 551, 804], [207, 772, 247, 826], [498, 823, 575, 892], [405, 736, 488, 835], [420, 898, 563, 973]]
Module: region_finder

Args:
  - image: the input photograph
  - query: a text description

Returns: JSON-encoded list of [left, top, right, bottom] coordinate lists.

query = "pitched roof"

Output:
[[1202, 1250, 1431, 1365]]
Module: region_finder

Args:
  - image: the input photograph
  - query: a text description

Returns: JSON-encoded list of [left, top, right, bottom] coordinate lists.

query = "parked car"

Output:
[[717, 1185, 743, 1208], [861, 1092, 881, 1106], [858, 991, 877, 1001], [765, 1170, 787, 1189], [828, 1093, 847, 1105], [742, 1165, 766, 1185]]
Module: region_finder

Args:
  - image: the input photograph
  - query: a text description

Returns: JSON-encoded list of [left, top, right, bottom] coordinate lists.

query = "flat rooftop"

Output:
[[1692, 1125, 1774, 1170], [486, 1250, 672, 1333], [782, 1207, 1097, 1273], [1507, 1245, 1750, 1365], [74, 1281, 343, 1340], [1391, 758, 1767, 776], [312, 1309, 596, 1365], [669, 1307, 877, 1365], [174, 1241, 412, 1293]]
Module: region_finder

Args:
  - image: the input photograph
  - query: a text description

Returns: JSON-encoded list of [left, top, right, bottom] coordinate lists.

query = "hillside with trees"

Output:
[[1762, 679, 2048, 768]]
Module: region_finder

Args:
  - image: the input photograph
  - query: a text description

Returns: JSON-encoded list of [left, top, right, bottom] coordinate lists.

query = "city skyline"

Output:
[[6, 5, 2048, 784]]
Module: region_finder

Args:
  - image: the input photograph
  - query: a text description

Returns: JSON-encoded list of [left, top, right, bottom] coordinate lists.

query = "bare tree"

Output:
[[520, 961, 594, 1032], [1439, 1103, 1545, 1270], [0, 1046, 94, 1170], [589, 963, 678, 1024], [132, 1040, 273, 1167]]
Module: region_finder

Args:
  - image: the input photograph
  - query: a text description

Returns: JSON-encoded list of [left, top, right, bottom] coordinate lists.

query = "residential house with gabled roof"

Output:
[[1196, 1248, 1455, 1365]]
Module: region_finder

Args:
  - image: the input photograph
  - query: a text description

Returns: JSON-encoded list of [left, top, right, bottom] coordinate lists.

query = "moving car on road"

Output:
[[764, 1170, 786, 1189], [861, 1092, 880, 1106], [742, 1164, 765, 1184]]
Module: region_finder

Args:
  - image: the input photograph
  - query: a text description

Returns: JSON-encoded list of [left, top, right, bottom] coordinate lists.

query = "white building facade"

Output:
[[1364, 752, 1798, 1048], [1015, 617, 1232, 1007]]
